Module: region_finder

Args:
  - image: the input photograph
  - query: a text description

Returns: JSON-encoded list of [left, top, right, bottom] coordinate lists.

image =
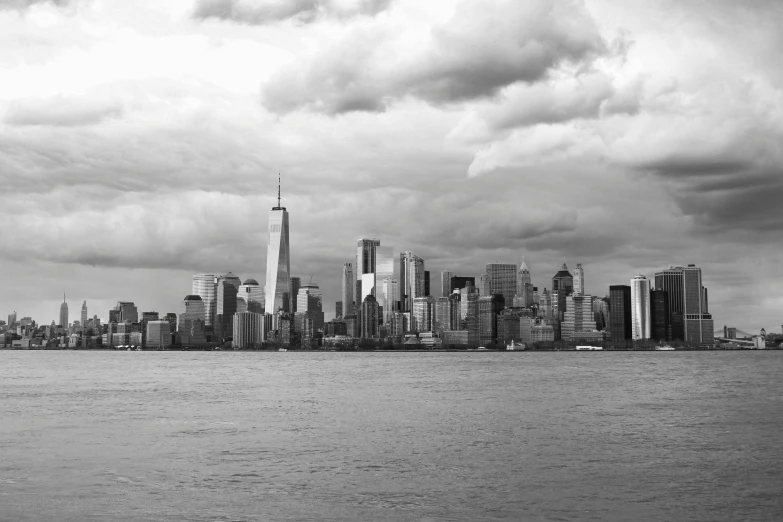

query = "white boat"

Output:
[[576, 346, 603, 351], [278, 348, 288, 352], [655, 345, 675, 351], [506, 340, 526, 351]]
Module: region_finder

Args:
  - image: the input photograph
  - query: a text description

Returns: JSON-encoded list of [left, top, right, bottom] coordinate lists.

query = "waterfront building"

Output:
[[486, 263, 517, 304], [561, 294, 597, 341], [631, 275, 651, 340], [165, 313, 177, 334], [433, 296, 460, 337], [592, 297, 609, 331], [573, 263, 585, 296], [297, 283, 324, 334], [478, 273, 491, 297], [59, 294, 68, 327], [361, 295, 379, 339], [289, 277, 301, 314], [442, 330, 469, 346], [391, 312, 409, 337], [654, 264, 713, 343], [650, 290, 670, 341], [441, 271, 455, 298], [460, 285, 480, 344], [238, 279, 264, 314], [140, 311, 159, 348], [609, 285, 632, 341], [192, 274, 216, 326], [551, 263, 574, 319], [325, 320, 348, 337], [538, 288, 552, 318], [412, 296, 435, 333], [146, 320, 171, 349], [498, 308, 523, 344], [399, 251, 425, 312], [479, 293, 505, 346], [178, 295, 207, 345], [343, 314, 358, 337], [520, 317, 556, 343], [233, 312, 264, 348], [264, 178, 291, 317]]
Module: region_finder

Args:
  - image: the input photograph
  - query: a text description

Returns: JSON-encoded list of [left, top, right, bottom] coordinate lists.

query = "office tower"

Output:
[[343, 314, 359, 338], [498, 308, 523, 344], [592, 297, 609, 331], [360, 295, 379, 339], [265, 177, 291, 316], [433, 297, 452, 336], [233, 312, 264, 348], [424, 271, 430, 297], [146, 320, 171, 349], [7, 311, 17, 328], [561, 294, 597, 341], [655, 264, 713, 343], [297, 283, 324, 334], [59, 294, 68, 327], [486, 263, 517, 304], [215, 272, 241, 339], [380, 277, 399, 324], [357, 238, 381, 278], [412, 296, 434, 333], [573, 263, 585, 296], [516, 259, 533, 306], [336, 301, 343, 319], [140, 311, 159, 348], [630, 275, 651, 340], [479, 273, 491, 296], [238, 279, 264, 314], [81, 301, 88, 331], [538, 288, 552, 318], [399, 251, 425, 312], [650, 290, 670, 341], [479, 294, 505, 346], [289, 277, 301, 314], [178, 295, 206, 344], [609, 285, 632, 341], [192, 274, 216, 326], [375, 245, 394, 303], [460, 285, 480, 346], [449, 276, 475, 294], [115, 301, 138, 323], [441, 271, 455, 298], [360, 272, 375, 303], [341, 263, 354, 317], [552, 263, 574, 319], [109, 308, 120, 324]]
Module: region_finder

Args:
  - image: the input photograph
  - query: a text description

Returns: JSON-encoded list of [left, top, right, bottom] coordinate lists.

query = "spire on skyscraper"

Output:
[[278, 172, 281, 208]]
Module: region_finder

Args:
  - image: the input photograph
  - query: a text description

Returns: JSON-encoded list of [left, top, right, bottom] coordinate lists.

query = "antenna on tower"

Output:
[[277, 173, 281, 208]]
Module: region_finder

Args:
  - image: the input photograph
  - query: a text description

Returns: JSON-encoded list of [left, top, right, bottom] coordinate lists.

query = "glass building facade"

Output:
[[265, 203, 291, 317], [192, 274, 216, 326], [630, 275, 651, 340], [486, 263, 517, 304]]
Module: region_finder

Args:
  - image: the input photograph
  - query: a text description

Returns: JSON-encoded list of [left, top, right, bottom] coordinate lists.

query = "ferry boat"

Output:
[[506, 340, 526, 351], [576, 346, 603, 351], [278, 348, 288, 352], [655, 345, 675, 351]]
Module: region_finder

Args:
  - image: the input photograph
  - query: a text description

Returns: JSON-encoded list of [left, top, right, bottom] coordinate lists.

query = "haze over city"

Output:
[[1, 0, 781, 332]]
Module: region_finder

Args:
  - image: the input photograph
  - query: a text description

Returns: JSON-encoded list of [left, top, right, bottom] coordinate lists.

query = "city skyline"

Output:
[[0, 1, 781, 332]]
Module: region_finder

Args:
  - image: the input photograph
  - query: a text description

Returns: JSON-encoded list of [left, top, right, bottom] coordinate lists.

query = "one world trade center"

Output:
[[264, 176, 291, 319]]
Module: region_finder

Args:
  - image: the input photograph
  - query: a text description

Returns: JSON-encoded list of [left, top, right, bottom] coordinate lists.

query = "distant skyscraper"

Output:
[[424, 270, 430, 297], [192, 274, 216, 326], [655, 264, 713, 343], [80, 301, 87, 332], [360, 295, 379, 339], [412, 296, 434, 333], [380, 277, 399, 324], [115, 301, 138, 323], [630, 275, 651, 340], [376, 246, 394, 305], [441, 271, 455, 298], [356, 239, 381, 279], [650, 290, 670, 341], [238, 279, 264, 314], [609, 285, 632, 341], [573, 263, 585, 296], [233, 312, 264, 348], [552, 263, 574, 319], [341, 263, 354, 317], [449, 276, 475, 294], [216, 272, 241, 338], [59, 294, 68, 327], [178, 295, 206, 345], [516, 259, 532, 306], [399, 251, 425, 312], [479, 294, 505, 346], [7, 311, 17, 328], [479, 273, 491, 297], [335, 301, 343, 319], [289, 277, 301, 314], [561, 294, 596, 341], [486, 263, 517, 304], [265, 177, 291, 316], [146, 320, 171, 349]]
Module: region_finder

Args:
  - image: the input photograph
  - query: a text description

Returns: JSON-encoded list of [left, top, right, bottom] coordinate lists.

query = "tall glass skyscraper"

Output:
[[81, 301, 88, 331], [630, 275, 651, 340], [59, 294, 68, 327], [265, 180, 291, 316], [341, 263, 354, 317], [486, 263, 517, 304], [654, 264, 713, 343], [192, 274, 216, 326], [216, 272, 241, 338], [237, 279, 264, 314], [399, 251, 425, 312]]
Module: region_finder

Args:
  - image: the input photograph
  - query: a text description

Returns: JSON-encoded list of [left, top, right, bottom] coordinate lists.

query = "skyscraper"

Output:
[[412, 296, 434, 333], [360, 295, 379, 339], [424, 270, 430, 297], [237, 279, 264, 314], [375, 246, 394, 304], [289, 277, 301, 314], [80, 301, 87, 332], [516, 259, 532, 306], [479, 273, 491, 297], [233, 312, 264, 348], [399, 251, 425, 312], [265, 177, 291, 316], [178, 295, 206, 345], [215, 272, 241, 339], [573, 263, 585, 296], [115, 301, 138, 323], [650, 290, 670, 341], [479, 293, 505, 346], [630, 275, 651, 340], [655, 264, 713, 343], [561, 294, 596, 341], [486, 263, 517, 304], [192, 274, 216, 327], [609, 285, 632, 341], [341, 263, 354, 317], [59, 294, 68, 327], [551, 263, 574, 319], [441, 271, 455, 298]]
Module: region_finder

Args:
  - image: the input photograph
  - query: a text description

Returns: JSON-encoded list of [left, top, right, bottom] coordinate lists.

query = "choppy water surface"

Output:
[[1, 351, 782, 521]]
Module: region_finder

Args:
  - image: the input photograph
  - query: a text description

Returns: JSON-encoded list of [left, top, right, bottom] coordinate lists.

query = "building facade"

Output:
[[264, 184, 291, 317], [630, 275, 651, 340], [192, 274, 216, 327], [609, 285, 632, 341], [233, 312, 264, 348]]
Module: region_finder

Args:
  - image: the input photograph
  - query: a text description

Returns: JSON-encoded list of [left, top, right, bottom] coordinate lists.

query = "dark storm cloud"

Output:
[[635, 156, 754, 178], [192, 0, 392, 25], [262, 0, 607, 114], [4, 96, 123, 126]]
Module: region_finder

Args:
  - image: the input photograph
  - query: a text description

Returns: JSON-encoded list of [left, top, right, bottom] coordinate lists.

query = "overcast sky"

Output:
[[1, 0, 781, 333]]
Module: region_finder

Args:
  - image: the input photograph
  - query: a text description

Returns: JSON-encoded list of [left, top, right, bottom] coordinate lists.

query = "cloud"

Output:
[[192, 0, 392, 25], [0, 0, 70, 9], [4, 94, 123, 126], [261, 0, 608, 114]]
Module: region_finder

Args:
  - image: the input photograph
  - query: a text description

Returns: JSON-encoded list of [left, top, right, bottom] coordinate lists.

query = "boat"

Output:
[[576, 346, 603, 351], [278, 348, 288, 352], [506, 340, 526, 351], [655, 345, 675, 351]]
